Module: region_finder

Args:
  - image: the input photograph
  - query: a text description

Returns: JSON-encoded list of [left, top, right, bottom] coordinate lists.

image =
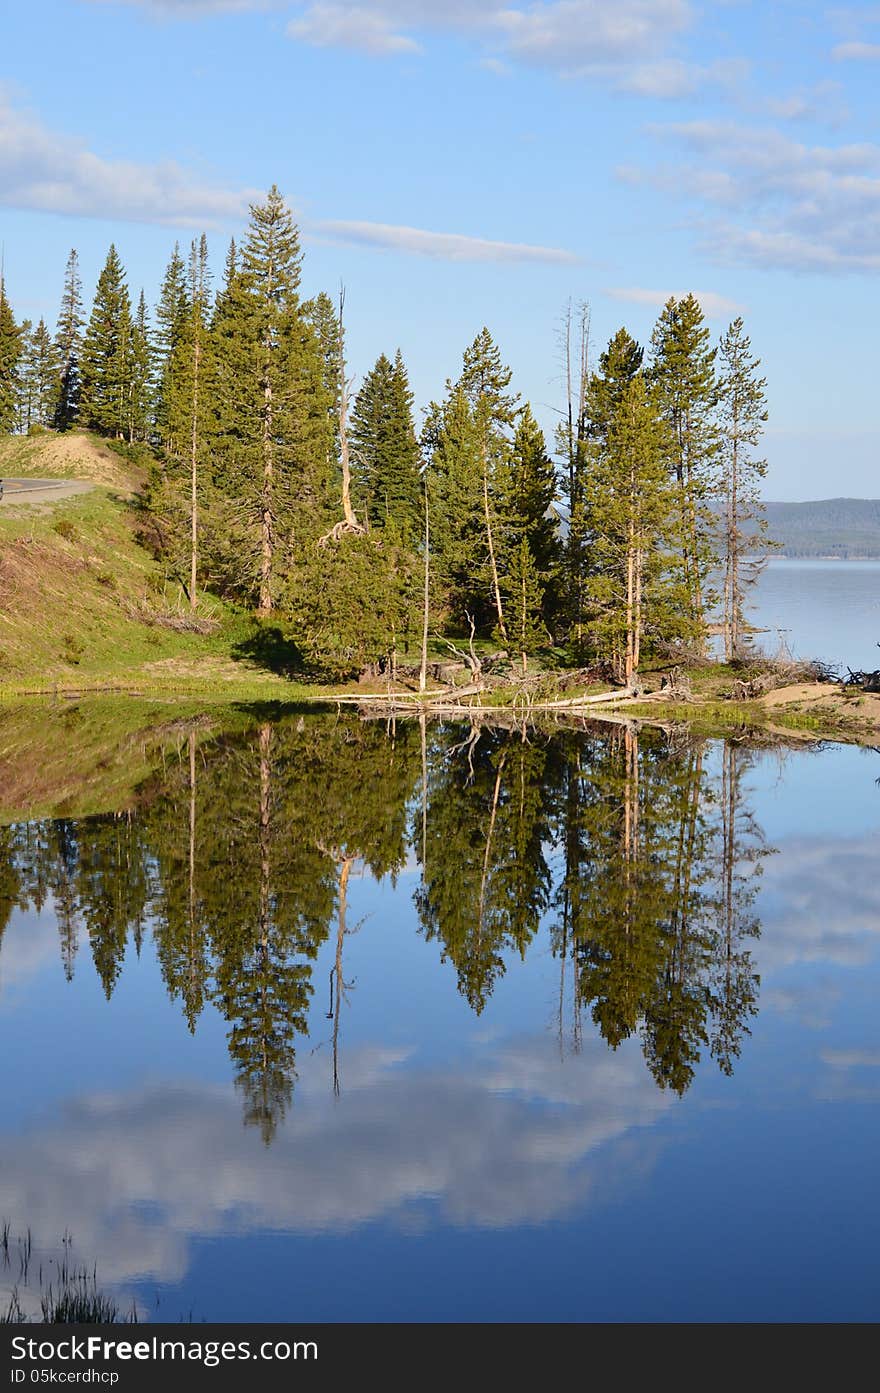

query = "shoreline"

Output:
[[2, 673, 879, 748]]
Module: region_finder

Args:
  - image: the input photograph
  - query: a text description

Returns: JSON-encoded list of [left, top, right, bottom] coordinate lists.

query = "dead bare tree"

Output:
[[319, 285, 366, 546]]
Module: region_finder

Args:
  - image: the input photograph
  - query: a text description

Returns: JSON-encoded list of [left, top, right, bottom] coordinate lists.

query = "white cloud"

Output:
[[0, 1035, 670, 1301], [0, 92, 572, 261], [604, 285, 743, 317], [490, 0, 691, 74], [287, 4, 421, 53], [313, 217, 579, 263], [84, 0, 276, 14], [821, 1049, 880, 1069], [831, 40, 880, 60], [627, 120, 880, 273], [282, 0, 720, 93], [0, 92, 257, 227]]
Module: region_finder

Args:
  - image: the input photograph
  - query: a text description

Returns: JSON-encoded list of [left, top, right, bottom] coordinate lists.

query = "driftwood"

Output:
[[845, 668, 880, 693], [843, 645, 880, 692]]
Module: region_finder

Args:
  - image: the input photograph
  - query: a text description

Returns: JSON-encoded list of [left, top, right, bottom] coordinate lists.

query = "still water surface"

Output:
[[748, 558, 880, 671], [1, 708, 878, 1321]]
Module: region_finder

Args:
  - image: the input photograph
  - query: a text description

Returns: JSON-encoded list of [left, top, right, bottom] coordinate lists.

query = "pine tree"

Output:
[[507, 538, 550, 673], [79, 245, 133, 437], [556, 300, 592, 659], [421, 384, 488, 629], [53, 250, 83, 430], [583, 367, 676, 683], [0, 277, 22, 434], [19, 319, 58, 429], [350, 348, 421, 542], [650, 294, 720, 645], [588, 327, 644, 439], [14, 318, 34, 431], [154, 242, 189, 447], [717, 317, 771, 661], [456, 328, 520, 640], [127, 290, 153, 442], [500, 403, 560, 620], [208, 187, 332, 612], [162, 235, 212, 607], [302, 289, 342, 451]]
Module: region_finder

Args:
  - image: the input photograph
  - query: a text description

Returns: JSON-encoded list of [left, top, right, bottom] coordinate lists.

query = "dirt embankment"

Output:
[[0, 432, 144, 493]]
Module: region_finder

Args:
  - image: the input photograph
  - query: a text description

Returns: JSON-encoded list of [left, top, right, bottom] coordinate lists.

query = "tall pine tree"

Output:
[[650, 294, 720, 646], [53, 250, 83, 430], [717, 317, 771, 660], [350, 348, 421, 542], [208, 187, 331, 612], [0, 277, 22, 434], [80, 245, 133, 437]]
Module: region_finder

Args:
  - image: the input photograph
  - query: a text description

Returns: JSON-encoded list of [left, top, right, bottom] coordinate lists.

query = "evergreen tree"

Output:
[[717, 317, 771, 660], [556, 299, 592, 658], [284, 530, 419, 679], [499, 403, 560, 651], [583, 363, 676, 682], [127, 290, 153, 442], [208, 187, 332, 612], [302, 289, 342, 452], [14, 318, 34, 431], [421, 384, 488, 629], [0, 277, 22, 434], [154, 242, 189, 447], [350, 348, 421, 542], [588, 327, 644, 439], [53, 250, 83, 430], [506, 538, 550, 673], [650, 294, 720, 645], [19, 319, 58, 430], [79, 245, 133, 437], [456, 327, 520, 639]]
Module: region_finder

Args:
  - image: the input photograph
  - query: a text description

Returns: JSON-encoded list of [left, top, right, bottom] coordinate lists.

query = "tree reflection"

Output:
[[0, 709, 771, 1136]]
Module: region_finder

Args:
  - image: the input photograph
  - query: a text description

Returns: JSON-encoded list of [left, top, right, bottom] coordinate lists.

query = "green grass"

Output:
[[0, 488, 315, 700]]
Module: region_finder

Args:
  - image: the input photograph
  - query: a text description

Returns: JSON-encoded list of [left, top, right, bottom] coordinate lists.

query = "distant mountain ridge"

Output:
[[762, 498, 880, 558]]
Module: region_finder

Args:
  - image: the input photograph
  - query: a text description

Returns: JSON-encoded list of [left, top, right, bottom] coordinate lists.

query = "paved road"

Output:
[[0, 477, 95, 506]]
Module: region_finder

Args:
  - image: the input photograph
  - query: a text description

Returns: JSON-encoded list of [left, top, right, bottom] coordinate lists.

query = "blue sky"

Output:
[[1, 0, 878, 499]]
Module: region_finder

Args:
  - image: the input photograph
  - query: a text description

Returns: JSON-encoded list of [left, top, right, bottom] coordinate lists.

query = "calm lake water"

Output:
[[747, 558, 880, 672], [1, 707, 879, 1322]]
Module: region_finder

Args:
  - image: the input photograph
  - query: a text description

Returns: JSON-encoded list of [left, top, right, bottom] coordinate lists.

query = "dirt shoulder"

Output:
[[0, 431, 143, 492], [0, 478, 96, 508]]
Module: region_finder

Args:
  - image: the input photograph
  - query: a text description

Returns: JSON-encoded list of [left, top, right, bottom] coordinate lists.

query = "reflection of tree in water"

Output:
[[414, 724, 555, 1013], [0, 712, 772, 1138], [553, 724, 766, 1094]]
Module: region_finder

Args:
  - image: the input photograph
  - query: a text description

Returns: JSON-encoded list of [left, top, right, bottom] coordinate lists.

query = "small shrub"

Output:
[[61, 635, 84, 666], [53, 519, 78, 542], [95, 571, 116, 590]]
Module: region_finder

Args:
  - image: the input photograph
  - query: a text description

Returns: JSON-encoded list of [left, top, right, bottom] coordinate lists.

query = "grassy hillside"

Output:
[[764, 498, 880, 558], [0, 479, 307, 699]]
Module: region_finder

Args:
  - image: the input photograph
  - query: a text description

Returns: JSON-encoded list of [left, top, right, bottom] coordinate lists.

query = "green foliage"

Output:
[[284, 531, 420, 678], [350, 349, 421, 543], [650, 293, 720, 642], [17, 319, 59, 432], [0, 278, 22, 434], [79, 246, 134, 438], [207, 188, 333, 611], [582, 370, 678, 679], [717, 316, 771, 658], [53, 250, 84, 431]]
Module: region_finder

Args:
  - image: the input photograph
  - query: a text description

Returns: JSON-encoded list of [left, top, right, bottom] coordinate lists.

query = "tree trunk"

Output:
[[259, 371, 273, 615], [190, 336, 200, 612], [419, 480, 430, 693], [482, 445, 508, 642]]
